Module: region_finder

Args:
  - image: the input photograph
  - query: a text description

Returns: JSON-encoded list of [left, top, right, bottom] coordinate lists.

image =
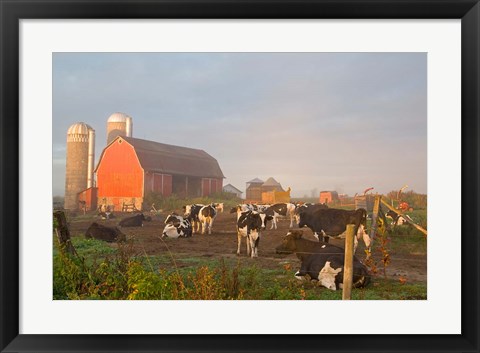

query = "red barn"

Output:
[[95, 136, 224, 211]]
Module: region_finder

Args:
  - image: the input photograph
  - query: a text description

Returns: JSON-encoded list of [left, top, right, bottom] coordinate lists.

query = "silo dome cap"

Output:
[[107, 112, 131, 123], [67, 122, 93, 135]]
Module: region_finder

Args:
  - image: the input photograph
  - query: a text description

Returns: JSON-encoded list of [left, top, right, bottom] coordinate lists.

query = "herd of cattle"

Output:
[[82, 201, 383, 290]]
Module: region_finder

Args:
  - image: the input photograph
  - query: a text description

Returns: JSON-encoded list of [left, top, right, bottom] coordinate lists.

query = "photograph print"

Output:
[[53, 52, 427, 300]]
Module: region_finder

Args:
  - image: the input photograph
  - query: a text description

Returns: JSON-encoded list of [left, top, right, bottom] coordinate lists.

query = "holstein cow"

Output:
[[162, 214, 192, 238], [118, 213, 147, 227], [275, 230, 370, 290], [386, 210, 412, 226], [297, 207, 371, 252], [293, 203, 328, 225], [236, 210, 273, 257], [265, 203, 297, 229], [198, 204, 217, 235], [85, 222, 126, 242], [183, 204, 204, 234]]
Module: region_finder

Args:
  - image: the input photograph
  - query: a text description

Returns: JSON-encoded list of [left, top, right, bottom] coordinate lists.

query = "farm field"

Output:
[[55, 207, 427, 300]]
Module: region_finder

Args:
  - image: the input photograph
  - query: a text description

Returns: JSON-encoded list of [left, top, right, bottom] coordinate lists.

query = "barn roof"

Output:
[[98, 136, 225, 178], [247, 177, 264, 184], [262, 177, 282, 187]]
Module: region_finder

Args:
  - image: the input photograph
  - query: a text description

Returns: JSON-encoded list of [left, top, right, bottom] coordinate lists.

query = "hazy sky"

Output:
[[53, 52, 427, 197]]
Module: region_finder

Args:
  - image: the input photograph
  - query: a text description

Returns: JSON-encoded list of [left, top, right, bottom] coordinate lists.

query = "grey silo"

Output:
[[106, 112, 133, 144], [64, 122, 95, 210]]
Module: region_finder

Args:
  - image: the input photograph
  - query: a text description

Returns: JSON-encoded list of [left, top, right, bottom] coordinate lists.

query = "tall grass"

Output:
[[53, 236, 426, 300]]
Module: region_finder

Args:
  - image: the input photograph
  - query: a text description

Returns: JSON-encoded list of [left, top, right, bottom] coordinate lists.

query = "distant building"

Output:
[[246, 177, 289, 203], [246, 177, 264, 201], [223, 184, 243, 198], [261, 177, 284, 193], [319, 191, 339, 204]]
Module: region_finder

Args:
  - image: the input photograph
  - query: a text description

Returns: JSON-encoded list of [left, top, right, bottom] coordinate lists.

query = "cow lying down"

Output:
[[275, 230, 370, 290], [85, 222, 126, 243], [162, 214, 192, 238]]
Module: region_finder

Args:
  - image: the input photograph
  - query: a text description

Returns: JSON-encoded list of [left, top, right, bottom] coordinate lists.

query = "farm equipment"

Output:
[[394, 185, 413, 212]]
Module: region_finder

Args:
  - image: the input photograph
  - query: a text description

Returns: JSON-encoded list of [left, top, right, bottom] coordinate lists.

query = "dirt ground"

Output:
[[69, 210, 427, 283]]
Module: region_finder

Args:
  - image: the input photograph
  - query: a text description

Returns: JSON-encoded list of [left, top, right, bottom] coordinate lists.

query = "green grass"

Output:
[[53, 232, 427, 300]]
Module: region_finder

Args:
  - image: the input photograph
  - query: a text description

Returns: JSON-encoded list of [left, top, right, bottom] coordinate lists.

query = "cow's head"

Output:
[[318, 261, 342, 290], [213, 203, 224, 213], [164, 214, 181, 226], [184, 205, 192, 216], [295, 210, 308, 228], [275, 230, 303, 254]]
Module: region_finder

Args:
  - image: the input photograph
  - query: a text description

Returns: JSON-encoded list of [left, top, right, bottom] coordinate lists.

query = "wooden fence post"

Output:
[[53, 210, 75, 255], [342, 224, 355, 300], [369, 195, 382, 248]]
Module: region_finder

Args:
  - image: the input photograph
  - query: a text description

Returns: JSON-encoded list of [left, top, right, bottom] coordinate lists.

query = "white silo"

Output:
[[106, 112, 133, 144], [64, 122, 95, 210]]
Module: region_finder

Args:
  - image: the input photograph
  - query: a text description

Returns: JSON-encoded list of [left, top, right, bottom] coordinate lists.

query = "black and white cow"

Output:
[[183, 204, 204, 234], [162, 214, 192, 238], [275, 230, 370, 290], [85, 222, 126, 242], [236, 210, 272, 258], [385, 210, 412, 226], [293, 203, 328, 224], [297, 207, 371, 252], [118, 213, 147, 227], [264, 203, 297, 229], [198, 204, 217, 235]]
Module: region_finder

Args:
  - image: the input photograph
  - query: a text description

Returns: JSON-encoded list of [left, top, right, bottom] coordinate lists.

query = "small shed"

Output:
[[223, 184, 243, 198], [319, 191, 339, 205], [246, 177, 264, 201], [262, 187, 291, 204]]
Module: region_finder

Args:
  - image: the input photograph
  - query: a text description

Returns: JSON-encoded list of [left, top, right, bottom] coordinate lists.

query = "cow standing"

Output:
[[293, 203, 328, 224], [296, 207, 371, 252], [198, 204, 217, 235], [236, 210, 272, 258], [275, 230, 370, 290], [265, 203, 297, 229], [183, 204, 204, 234]]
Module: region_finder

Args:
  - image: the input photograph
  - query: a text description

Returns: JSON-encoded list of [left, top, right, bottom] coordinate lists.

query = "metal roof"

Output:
[[247, 177, 264, 184], [223, 184, 243, 193], [98, 136, 225, 178]]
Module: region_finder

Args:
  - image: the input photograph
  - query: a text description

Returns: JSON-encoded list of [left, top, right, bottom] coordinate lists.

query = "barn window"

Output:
[[118, 139, 123, 144]]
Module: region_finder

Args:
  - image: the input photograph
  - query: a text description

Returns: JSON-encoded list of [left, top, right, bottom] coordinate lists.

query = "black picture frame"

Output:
[[1, 1, 479, 352]]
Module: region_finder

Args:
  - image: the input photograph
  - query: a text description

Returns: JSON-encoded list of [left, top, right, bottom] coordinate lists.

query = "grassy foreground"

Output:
[[54, 237, 426, 300]]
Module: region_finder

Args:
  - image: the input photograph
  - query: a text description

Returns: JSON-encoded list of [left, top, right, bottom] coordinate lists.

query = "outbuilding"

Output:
[[223, 184, 243, 198], [95, 136, 224, 210]]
